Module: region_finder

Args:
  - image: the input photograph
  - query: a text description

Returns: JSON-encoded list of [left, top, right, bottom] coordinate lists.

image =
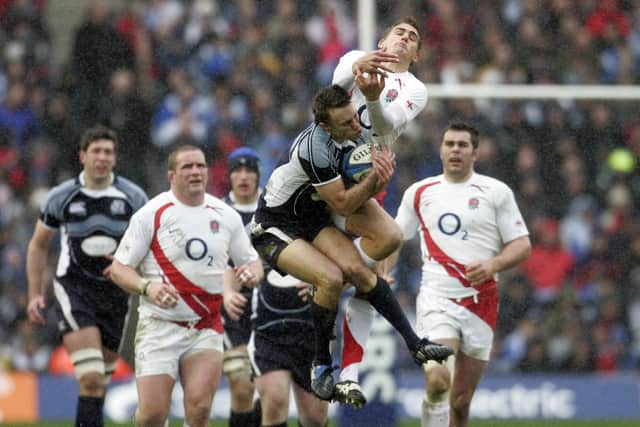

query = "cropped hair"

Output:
[[312, 84, 352, 125], [445, 122, 480, 149], [79, 125, 118, 152]]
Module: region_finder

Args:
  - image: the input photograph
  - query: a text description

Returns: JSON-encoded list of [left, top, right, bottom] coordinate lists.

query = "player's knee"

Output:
[[185, 399, 212, 426], [262, 392, 288, 417], [378, 225, 402, 258], [230, 380, 255, 408], [341, 262, 371, 290], [424, 359, 452, 402], [451, 392, 472, 418], [70, 348, 106, 395], [315, 267, 343, 295]]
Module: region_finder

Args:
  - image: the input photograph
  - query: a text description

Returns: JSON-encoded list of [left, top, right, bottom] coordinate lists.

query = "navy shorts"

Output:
[[222, 286, 253, 348], [53, 273, 130, 352], [250, 331, 315, 392], [251, 210, 331, 275]]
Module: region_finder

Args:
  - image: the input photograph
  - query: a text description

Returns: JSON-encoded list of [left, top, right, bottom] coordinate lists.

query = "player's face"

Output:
[[79, 139, 116, 185], [440, 130, 476, 182], [379, 23, 420, 64], [325, 105, 361, 142], [230, 166, 258, 202], [169, 149, 208, 204]]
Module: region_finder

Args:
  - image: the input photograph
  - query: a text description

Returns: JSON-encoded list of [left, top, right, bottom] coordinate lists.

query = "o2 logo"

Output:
[[357, 105, 371, 130], [185, 238, 214, 265], [438, 213, 468, 240]]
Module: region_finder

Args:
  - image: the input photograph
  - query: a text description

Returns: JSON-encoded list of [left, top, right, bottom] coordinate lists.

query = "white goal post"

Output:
[[426, 84, 640, 100]]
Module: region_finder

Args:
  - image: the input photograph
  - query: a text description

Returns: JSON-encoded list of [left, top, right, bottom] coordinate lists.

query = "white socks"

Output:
[[339, 296, 376, 382], [421, 399, 450, 427]]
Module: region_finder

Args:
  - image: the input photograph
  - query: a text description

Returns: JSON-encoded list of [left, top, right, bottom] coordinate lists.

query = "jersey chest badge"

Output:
[[111, 199, 126, 215], [210, 220, 219, 233], [385, 89, 398, 103], [69, 201, 86, 216], [468, 197, 479, 210]]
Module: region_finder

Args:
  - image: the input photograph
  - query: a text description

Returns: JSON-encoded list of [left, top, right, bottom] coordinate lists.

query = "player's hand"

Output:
[[224, 291, 248, 321], [356, 70, 386, 101], [234, 265, 258, 287], [295, 282, 313, 302], [27, 295, 46, 325], [147, 282, 180, 309], [352, 50, 399, 77], [371, 144, 396, 192], [102, 254, 114, 279], [466, 260, 496, 286]]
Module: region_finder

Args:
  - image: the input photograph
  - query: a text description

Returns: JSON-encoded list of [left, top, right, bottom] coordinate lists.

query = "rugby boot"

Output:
[[310, 363, 336, 401], [412, 338, 454, 365], [333, 380, 367, 409]]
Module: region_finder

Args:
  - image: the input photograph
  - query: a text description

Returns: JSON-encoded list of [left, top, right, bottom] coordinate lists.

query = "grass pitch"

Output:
[[8, 420, 639, 426]]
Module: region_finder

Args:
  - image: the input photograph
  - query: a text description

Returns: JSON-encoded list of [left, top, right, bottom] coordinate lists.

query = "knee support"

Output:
[[223, 348, 252, 380], [423, 355, 455, 404], [70, 348, 105, 380], [103, 360, 117, 386]]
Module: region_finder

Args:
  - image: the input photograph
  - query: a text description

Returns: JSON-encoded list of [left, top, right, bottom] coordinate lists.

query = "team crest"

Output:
[[468, 197, 479, 209], [385, 89, 398, 103], [110, 199, 126, 215], [69, 201, 86, 216], [210, 220, 219, 233]]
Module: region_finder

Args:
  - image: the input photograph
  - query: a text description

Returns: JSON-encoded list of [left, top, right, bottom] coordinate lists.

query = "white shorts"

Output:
[[416, 288, 498, 361], [135, 315, 223, 379]]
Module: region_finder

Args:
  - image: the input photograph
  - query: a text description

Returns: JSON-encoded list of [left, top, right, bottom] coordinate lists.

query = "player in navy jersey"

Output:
[[251, 82, 452, 402], [222, 147, 328, 426], [221, 147, 262, 427], [26, 125, 148, 427]]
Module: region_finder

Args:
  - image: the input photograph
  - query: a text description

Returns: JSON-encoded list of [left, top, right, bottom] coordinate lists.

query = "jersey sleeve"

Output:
[[227, 209, 259, 267], [383, 78, 428, 129], [395, 183, 421, 241], [332, 50, 366, 89], [299, 127, 342, 186], [114, 207, 154, 268], [494, 183, 529, 244]]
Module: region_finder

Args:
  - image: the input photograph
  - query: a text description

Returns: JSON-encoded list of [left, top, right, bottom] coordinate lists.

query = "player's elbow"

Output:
[[109, 261, 126, 286]]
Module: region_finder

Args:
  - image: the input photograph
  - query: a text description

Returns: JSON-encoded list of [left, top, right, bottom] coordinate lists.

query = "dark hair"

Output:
[[79, 125, 118, 152], [312, 84, 352, 125], [444, 122, 480, 149], [168, 144, 206, 171], [382, 16, 422, 51]]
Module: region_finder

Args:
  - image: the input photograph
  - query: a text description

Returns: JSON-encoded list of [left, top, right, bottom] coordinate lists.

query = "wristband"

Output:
[[140, 279, 151, 296]]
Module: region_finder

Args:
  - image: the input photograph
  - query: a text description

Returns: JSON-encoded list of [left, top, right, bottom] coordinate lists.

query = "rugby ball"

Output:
[[342, 143, 373, 183], [81, 235, 118, 257]]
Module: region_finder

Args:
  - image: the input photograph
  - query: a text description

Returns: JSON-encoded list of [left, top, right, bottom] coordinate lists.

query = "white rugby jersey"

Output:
[[396, 173, 528, 299], [332, 50, 428, 146], [114, 190, 259, 323]]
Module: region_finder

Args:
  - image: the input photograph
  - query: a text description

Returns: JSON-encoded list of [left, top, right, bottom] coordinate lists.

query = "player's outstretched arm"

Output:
[[26, 221, 55, 325]]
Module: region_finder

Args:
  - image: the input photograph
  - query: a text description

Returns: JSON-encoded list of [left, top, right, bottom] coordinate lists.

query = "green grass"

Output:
[[9, 420, 639, 427]]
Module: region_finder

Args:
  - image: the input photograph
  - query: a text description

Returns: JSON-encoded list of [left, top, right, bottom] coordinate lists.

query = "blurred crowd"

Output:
[[0, 0, 639, 376]]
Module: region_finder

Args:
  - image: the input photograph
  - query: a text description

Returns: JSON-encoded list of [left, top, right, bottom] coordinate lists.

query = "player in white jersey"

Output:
[[331, 16, 432, 407], [388, 122, 531, 427], [110, 145, 263, 427]]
